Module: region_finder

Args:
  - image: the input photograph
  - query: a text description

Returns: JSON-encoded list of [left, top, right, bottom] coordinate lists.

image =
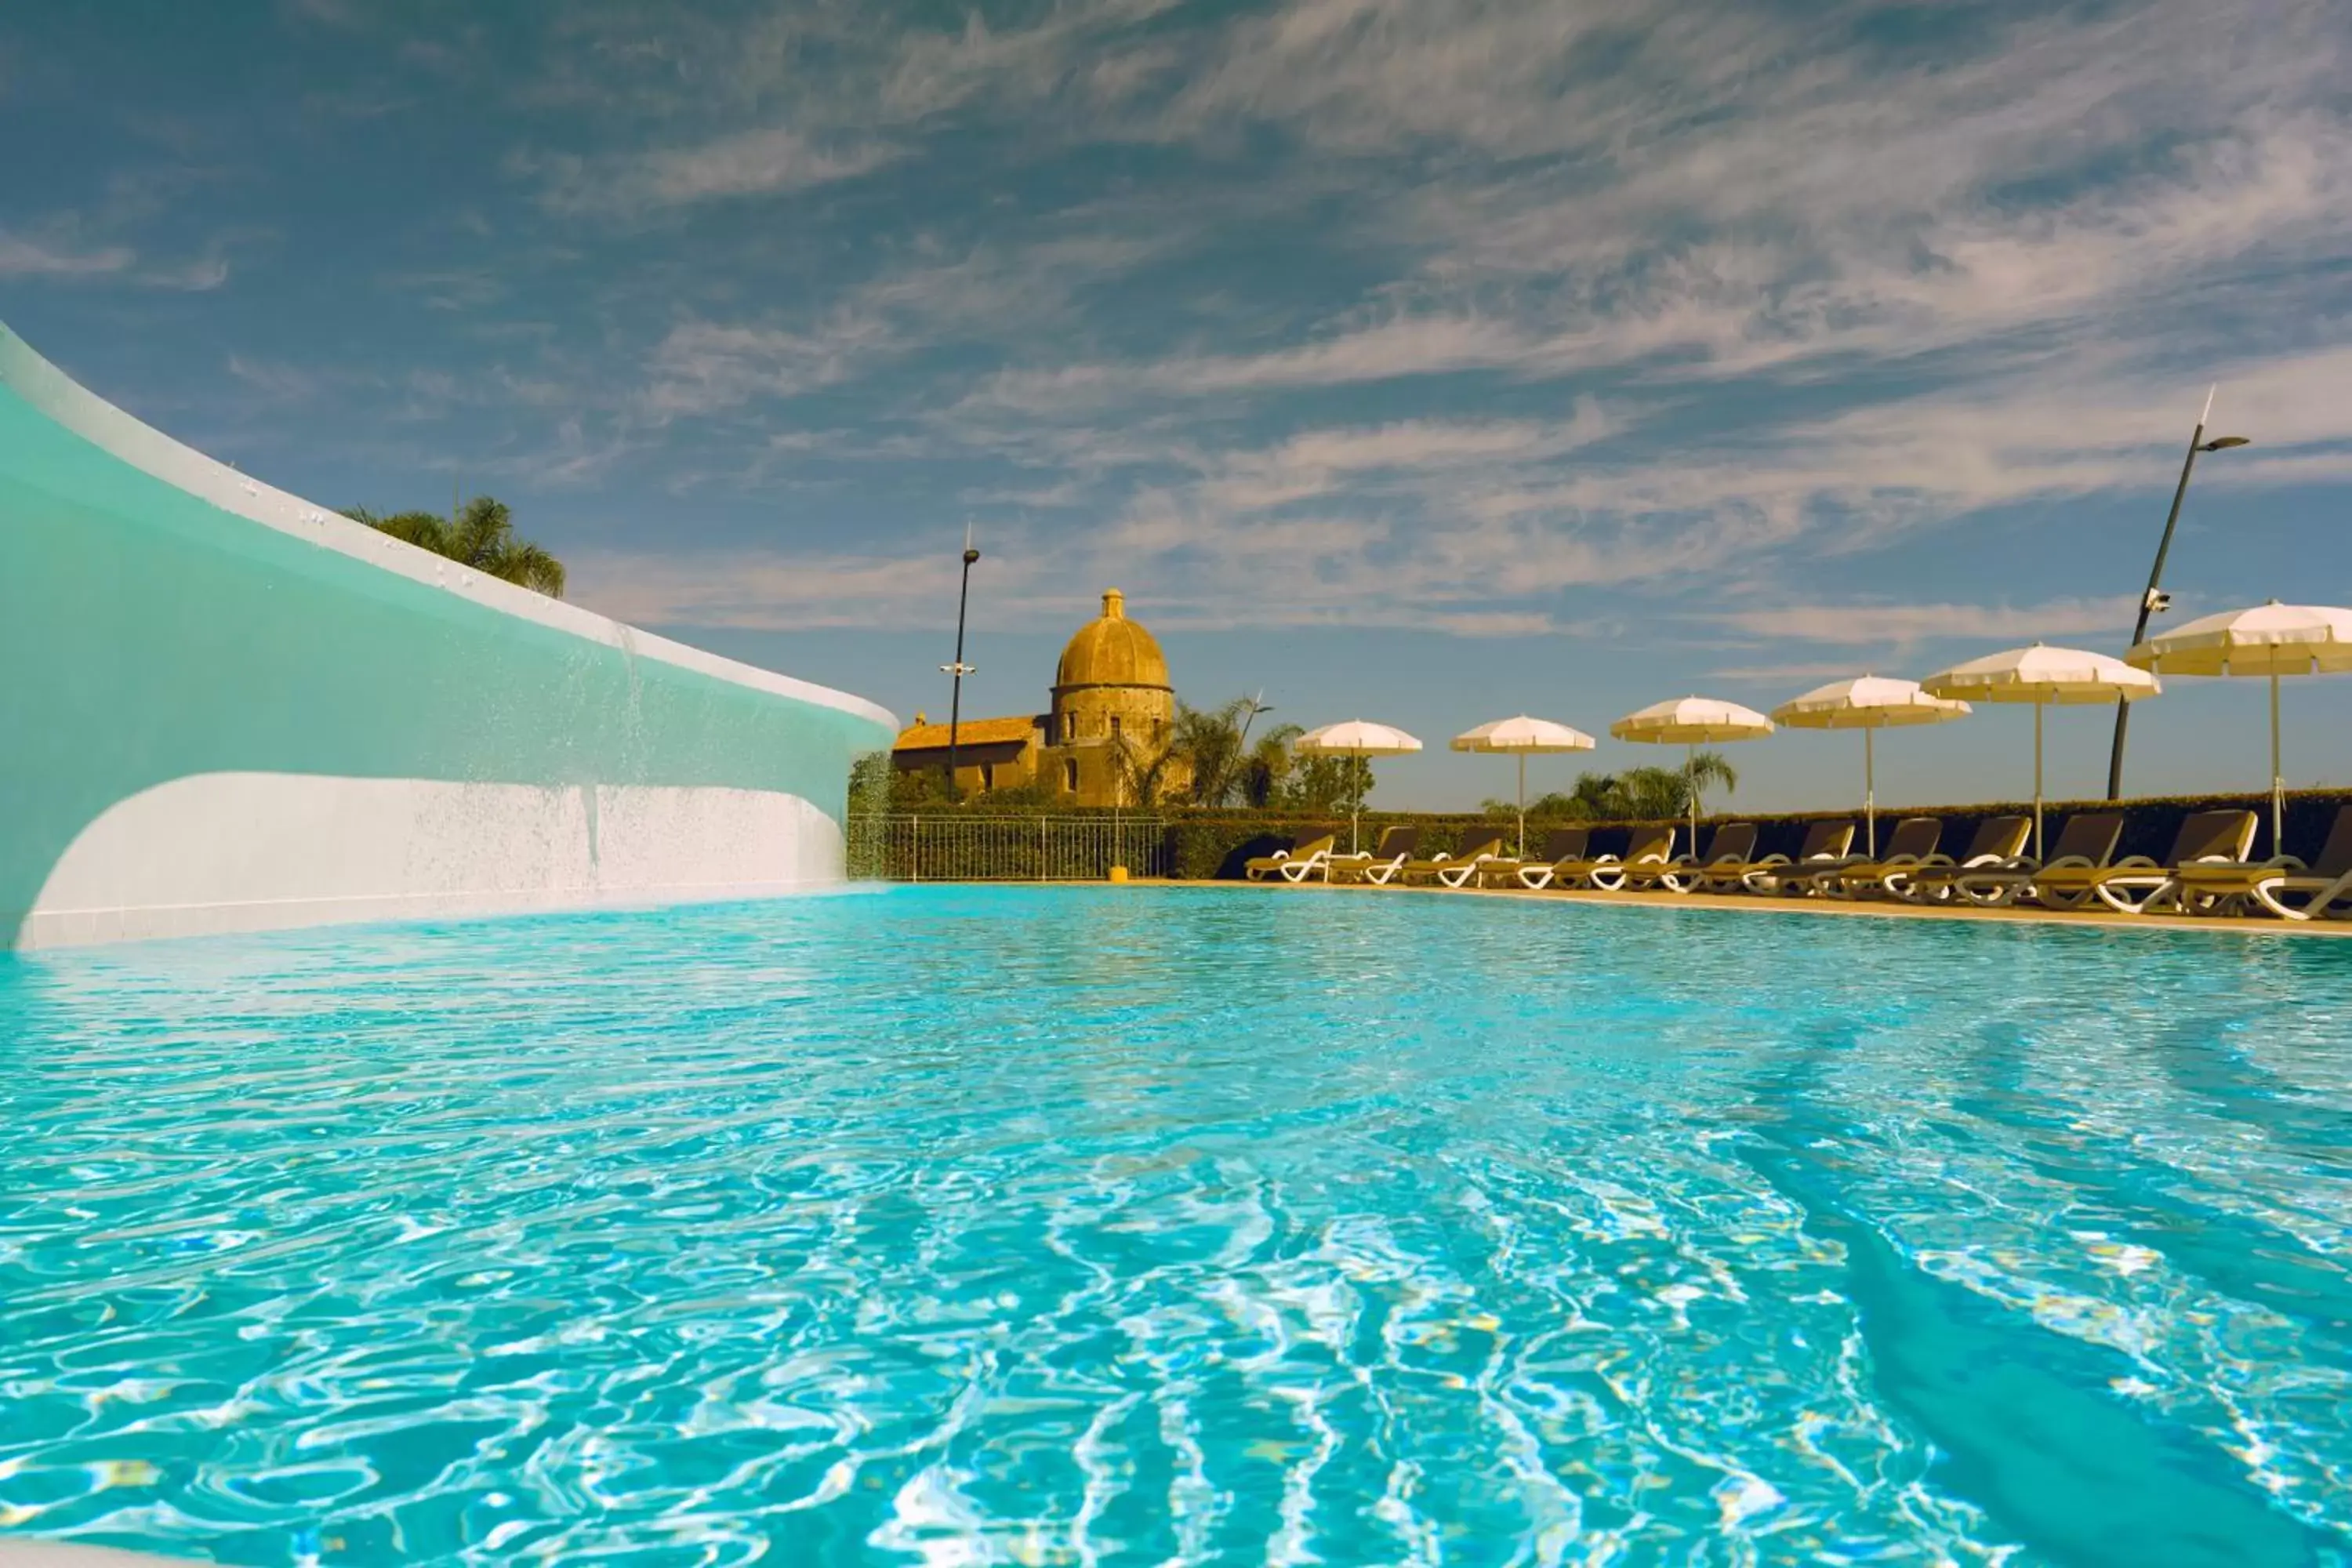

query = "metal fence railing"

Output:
[[847, 815, 1171, 881]]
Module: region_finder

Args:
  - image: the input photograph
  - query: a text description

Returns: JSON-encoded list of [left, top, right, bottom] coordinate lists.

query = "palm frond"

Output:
[[340, 495, 567, 597], [499, 543, 567, 598]]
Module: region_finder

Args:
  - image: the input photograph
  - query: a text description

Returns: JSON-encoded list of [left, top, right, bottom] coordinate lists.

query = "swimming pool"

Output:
[[2, 886, 2348, 1565]]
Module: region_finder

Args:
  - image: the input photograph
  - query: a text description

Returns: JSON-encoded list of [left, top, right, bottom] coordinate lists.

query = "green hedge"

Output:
[[848, 790, 2352, 880], [1155, 790, 2352, 879]]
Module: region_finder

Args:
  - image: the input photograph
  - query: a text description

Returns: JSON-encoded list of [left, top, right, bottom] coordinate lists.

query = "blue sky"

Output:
[[6, 0, 2352, 812]]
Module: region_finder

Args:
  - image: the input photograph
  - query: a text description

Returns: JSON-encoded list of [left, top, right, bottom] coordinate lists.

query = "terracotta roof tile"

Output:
[[893, 714, 1042, 752]]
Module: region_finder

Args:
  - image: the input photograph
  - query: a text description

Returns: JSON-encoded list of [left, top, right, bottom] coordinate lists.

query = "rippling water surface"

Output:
[[4, 886, 2351, 1566]]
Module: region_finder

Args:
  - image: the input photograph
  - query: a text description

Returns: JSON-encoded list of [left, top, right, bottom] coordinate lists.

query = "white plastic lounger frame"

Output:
[[1246, 836, 1338, 882], [1435, 848, 1508, 888], [1588, 829, 1677, 891], [1520, 857, 1610, 891], [2092, 814, 2259, 914], [1888, 818, 2032, 905], [2252, 866, 2352, 920], [1277, 849, 1335, 883]]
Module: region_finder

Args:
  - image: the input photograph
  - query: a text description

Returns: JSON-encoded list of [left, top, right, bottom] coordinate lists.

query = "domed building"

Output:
[[890, 588, 1187, 808]]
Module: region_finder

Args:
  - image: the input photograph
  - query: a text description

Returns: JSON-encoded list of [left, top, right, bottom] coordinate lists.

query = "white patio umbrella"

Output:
[[1922, 644, 2160, 858], [1295, 719, 1424, 852], [1609, 696, 1776, 856], [2127, 601, 2352, 855], [1771, 677, 1970, 855], [1451, 716, 1597, 858]]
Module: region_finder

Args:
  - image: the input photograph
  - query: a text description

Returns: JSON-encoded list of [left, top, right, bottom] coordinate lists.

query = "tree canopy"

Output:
[[343, 497, 566, 597], [1486, 752, 1739, 820], [1167, 698, 1301, 808]]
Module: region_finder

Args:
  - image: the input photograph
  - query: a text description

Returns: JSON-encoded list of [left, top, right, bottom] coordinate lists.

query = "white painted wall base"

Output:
[[18, 773, 844, 949]]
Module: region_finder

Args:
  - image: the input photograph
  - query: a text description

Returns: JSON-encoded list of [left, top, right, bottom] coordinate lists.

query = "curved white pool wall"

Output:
[[0, 322, 896, 949]]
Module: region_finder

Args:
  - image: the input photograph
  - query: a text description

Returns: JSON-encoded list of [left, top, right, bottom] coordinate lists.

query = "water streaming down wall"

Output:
[[0, 322, 897, 949]]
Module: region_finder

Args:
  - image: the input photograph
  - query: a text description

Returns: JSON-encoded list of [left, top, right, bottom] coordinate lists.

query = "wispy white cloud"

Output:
[[1709, 597, 2136, 650], [956, 107, 2352, 417], [642, 230, 1181, 417], [891, 0, 2351, 446], [0, 223, 231, 290], [1706, 659, 1897, 686], [140, 252, 232, 292], [528, 129, 901, 217], [1190, 404, 1618, 514], [642, 316, 897, 416], [568, 535, 1575, 639], [516, 0, 1185, 219], [962, 314, 1538, 416], [1160, 0, 1744, 158], [614, 316, 2352, 640], [0, 229, 134, 279], [47, 0, 2352, 662]]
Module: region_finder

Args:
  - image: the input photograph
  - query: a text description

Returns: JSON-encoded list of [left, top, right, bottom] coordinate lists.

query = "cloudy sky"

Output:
[[6, 0, 2350, 811]]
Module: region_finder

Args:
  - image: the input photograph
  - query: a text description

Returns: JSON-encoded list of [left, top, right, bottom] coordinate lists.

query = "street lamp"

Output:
[[1237, 689, 1274, 746], [940, 523, 981, 800], [2106, 388, 2249, 800]]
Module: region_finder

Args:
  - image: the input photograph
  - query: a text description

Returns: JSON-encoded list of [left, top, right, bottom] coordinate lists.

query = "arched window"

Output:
[[1063, 757, 1080, 793]]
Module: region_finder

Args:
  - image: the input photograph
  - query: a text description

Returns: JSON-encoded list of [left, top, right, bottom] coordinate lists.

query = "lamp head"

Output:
[[2200, 435, 2251, 452], [962, 546, 982, 564]]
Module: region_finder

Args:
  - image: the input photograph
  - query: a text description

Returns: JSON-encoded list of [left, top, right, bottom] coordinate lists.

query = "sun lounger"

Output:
[[1803, 817, 1942, 898], [1583, 825, 1679, 891], [1388, 830, 1505, 887], [1481, 826, 1589, 887], [2173, 804, 2352, 920], [1725, 821, 1857, 894], [1889, 816, 2032, 904], [1245, 829, 1339, 882], [2077, 809, 2259, 913], [1328, 826, 1423, 884], [1432, 832, 1514, 888], [1518, 826, 1664, 891], [1634, 822, 1757, 892], [1950, 811, 2125, 907]]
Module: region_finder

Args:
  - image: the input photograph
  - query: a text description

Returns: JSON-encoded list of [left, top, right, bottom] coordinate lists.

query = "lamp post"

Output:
[[940, 524, 981, 801], [1237, 689, 1274, 747], [2106, 387, 2249, 800]]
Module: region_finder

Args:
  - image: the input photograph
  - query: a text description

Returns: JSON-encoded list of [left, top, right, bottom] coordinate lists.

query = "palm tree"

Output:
[[343, 496, 567, 597], [1172, 698, 1254, 807], [1553, 752, 1737, 818], [1143, 692, 1357, 815], [1238, 723, 1301, 807], [1156, 697, 1305, 808], [1685, 750, 1737, 803], [1564, 773, 1625, 818], [1612, 766, 1693, 819], [1109, 731, 1186, 808]]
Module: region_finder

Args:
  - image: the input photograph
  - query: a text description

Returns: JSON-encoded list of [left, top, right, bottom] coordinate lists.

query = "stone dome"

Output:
[[1054, 588, 1171, 691]]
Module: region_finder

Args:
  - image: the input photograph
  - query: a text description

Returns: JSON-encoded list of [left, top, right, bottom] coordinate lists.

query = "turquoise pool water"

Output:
[[2, 887, 2350, 1566]]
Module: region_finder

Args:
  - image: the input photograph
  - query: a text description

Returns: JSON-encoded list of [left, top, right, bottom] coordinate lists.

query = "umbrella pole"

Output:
[[2271, 670, 2285, 857], [1687, 742, 1699, 858], [1517, 753, 1527, 861], [2033, 702, 2045, 860], [1864, 728, 1876, 857]]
